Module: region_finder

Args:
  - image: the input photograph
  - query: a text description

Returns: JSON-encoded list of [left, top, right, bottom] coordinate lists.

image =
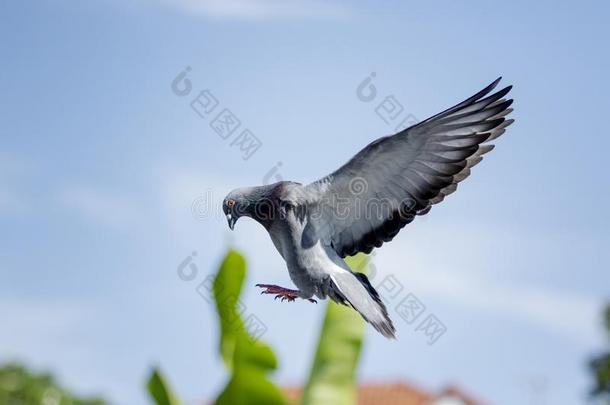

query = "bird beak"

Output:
[[226, 213, 236, 230]]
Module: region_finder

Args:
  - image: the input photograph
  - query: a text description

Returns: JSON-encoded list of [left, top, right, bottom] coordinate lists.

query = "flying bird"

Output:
[[223, 78, 514, 338]]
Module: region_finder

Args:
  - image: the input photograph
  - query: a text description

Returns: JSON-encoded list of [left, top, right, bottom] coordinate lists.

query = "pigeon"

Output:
[[223, 78, 514, 339]]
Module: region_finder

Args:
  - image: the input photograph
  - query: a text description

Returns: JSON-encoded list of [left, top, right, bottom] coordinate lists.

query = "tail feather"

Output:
[[329, 270, 396, 339]]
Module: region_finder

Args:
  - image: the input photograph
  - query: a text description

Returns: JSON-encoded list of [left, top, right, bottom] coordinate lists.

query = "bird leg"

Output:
[[255, 284, 317, 303]]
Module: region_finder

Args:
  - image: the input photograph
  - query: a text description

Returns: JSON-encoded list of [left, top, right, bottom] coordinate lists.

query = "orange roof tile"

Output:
[[283, 381, 486, 405]]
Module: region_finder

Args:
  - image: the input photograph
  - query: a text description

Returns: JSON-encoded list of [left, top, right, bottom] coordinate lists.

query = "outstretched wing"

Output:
[[303, 77, 514, 258]]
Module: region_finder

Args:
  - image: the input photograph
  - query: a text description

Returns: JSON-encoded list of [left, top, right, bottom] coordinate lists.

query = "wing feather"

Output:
[[303, 78, 514, 257]]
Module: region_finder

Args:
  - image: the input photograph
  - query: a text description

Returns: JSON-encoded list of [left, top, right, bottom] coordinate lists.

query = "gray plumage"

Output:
[[223, 78, 514, 339]]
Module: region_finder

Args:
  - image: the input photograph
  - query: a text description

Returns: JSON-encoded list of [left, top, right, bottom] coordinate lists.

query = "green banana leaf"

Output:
[[146, 368, 181, 405], [213, 249, 287, 405], [146, 250, 368, 405], [299, 254, 368, 405]]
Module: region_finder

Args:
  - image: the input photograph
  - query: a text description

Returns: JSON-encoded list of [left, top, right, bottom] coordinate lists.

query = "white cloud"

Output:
[[158, 0, 352, 21], [0, 153, 33, 215], [0, 188, 25, 214], [375, 223, 605, 346], [405, 263, 600, 346], [56, 186, 140, 231], [0, 298, 87, 351]]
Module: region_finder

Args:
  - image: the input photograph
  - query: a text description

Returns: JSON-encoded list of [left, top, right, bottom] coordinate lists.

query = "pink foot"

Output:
[[255, 284, 317, 303]]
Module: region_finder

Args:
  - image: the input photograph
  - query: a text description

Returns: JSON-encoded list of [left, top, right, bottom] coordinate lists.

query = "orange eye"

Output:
[[227, 199, 235, 208]]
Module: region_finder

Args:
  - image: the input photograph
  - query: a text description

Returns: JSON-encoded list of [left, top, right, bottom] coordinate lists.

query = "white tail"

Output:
[[330, 270, 396, 339]]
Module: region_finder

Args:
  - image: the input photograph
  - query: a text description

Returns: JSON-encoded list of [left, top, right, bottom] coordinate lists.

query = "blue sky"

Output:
[[1, 0, 609, 404]]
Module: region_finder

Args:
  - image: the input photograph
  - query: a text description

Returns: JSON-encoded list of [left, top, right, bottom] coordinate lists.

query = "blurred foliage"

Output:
[[146, 249, 287, 405], [300, 254, 367, 405], [14, 249, 610, 405], [590, 304, 610, 402], [212, 250, 287, 405], [0, 362, 106, 405], [146, 368, 181, 405], [5, 249, 371, 405]]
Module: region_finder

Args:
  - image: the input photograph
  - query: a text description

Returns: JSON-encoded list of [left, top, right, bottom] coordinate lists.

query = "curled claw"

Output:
[[255, 283, 316, 304]]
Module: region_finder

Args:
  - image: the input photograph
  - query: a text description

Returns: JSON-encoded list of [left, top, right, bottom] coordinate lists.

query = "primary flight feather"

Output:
[[223, 77, 514, 338]]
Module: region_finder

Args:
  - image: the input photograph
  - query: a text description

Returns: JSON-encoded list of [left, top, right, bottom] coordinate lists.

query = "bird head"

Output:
[[222, 191, 243, 230], [222, 189, 250, 230], [223, 185, 279, 230]]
